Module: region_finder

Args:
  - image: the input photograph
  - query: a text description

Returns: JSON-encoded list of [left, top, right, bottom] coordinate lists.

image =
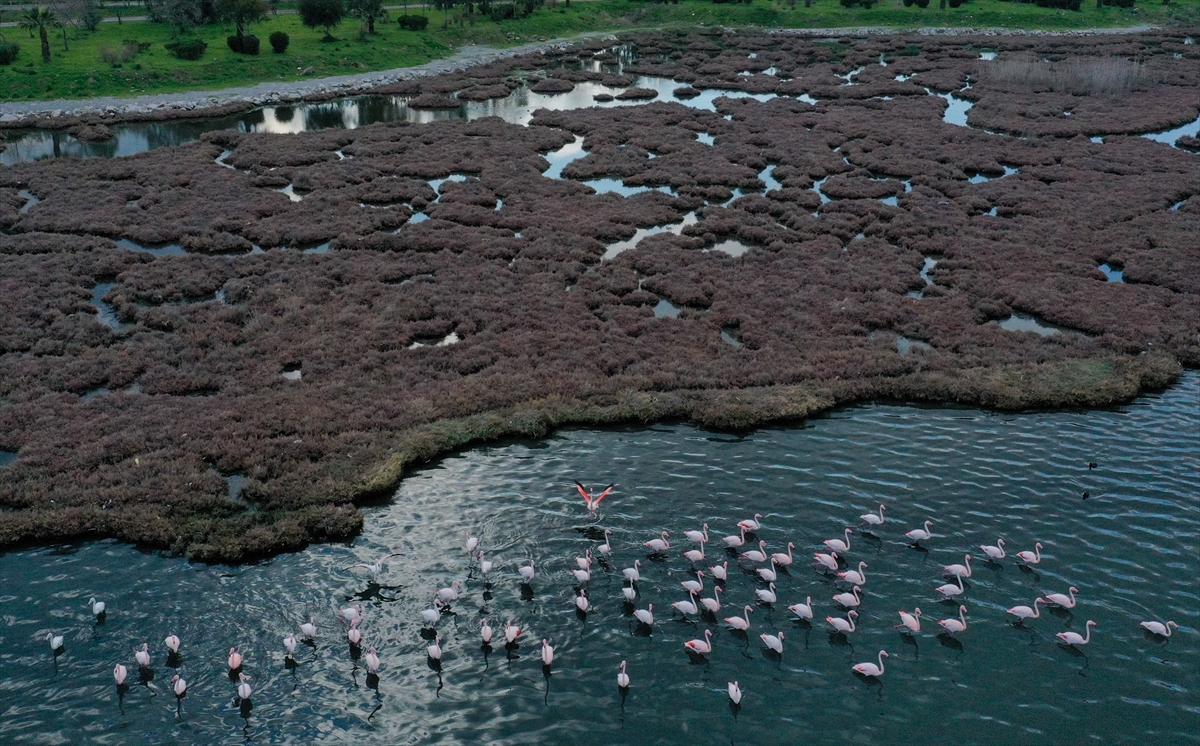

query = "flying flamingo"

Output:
[[683, 541, 706, 563], [684, 524, 709, 544], [1056, 620, 1097, 646], [905, 521, 933, 544], [722, 527, 748, 549], [644, 531, 671, 553], [1140, 620, 1179, 638], [760, 631, 785, 654], [700, 587, 723, 613], [680, 572, 704, 597], [1017, 542, 1043, 565], [710, 561, 729, 581], [237, 673, 253, 701], [1044, 586, 1079, 608], [617, 661, 630, 689], [725, 605, 753, 631], [171, 675, 187, 698], [935, 574, 965, 599], [728, 681, 742, 704], [684, 629, 714, 655], [813, 551, 840, 572], [860, 505, 886, 527], [114, 664, 127, 685], [623, 560, 642, 582], [540, 639, 554, 666], [980, 538, 1006, 561], [634, 604, 655, 627], [896, 608, 922, 633], [672, 592, 699, 618], [480, 619, 493, 645], [827, 610, 859, 633], [227, 647, 243, 671], [838, 561, 868, 586], [853, 650, 889, 677], [349, 553, 401, 581], [1007, 598, 1046, 623], [575, 481, 614, 512], [164, 635, 181, 655], [824, 529, 853, 554], [938, 605, 968, 634], [788, 597, 813, 621], [943, 555, 972, 579], [738, 513, 764, 532], [741, 540, 769, 563], [755, 583, 777, 605], [833, 586, 862, 608], [771, 542, 795, 567]]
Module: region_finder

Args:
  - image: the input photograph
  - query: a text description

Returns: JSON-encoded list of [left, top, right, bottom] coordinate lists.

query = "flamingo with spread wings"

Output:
[[575, 481, 614, 512]]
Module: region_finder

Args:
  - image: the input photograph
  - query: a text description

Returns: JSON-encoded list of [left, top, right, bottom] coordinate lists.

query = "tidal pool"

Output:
[[0, 374, 1196, 744]]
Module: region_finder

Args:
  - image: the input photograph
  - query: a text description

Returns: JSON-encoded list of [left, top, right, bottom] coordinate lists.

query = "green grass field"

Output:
[[1, 0, 1197, 102]]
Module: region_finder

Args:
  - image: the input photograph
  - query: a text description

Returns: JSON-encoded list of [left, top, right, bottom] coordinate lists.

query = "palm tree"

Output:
[[19, 8, 60, 63]]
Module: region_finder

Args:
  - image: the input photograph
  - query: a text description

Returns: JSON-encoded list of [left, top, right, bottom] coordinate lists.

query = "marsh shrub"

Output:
[[165, 39, 208, 60], [269, 30, 290, 52], [981, 54, 1154, 96], [0, 42, 18, 65]]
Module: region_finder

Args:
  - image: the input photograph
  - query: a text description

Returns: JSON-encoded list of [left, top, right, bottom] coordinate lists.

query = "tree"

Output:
[[215, 0, 268, 38], [298, 0, 343, 39], [346, 0, 384, 34], [19, 7, 60, 63]]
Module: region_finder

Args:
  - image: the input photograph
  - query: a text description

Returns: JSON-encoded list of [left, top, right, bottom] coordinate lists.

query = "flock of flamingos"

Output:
[[47, 481, 1182, 712]]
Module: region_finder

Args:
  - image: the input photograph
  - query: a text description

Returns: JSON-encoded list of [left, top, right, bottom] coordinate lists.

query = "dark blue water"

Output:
[[1, 373, 1197, 744]]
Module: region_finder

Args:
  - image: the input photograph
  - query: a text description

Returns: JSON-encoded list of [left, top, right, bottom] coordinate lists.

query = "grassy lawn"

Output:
[[1, 0, 1197, 102]]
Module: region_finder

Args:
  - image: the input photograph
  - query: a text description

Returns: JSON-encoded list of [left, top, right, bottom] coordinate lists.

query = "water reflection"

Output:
[[996, 312, 1079, 337], [603, 212, 696, 260], [1098, 263, 1124, 283], [653, 298, 680, 318]]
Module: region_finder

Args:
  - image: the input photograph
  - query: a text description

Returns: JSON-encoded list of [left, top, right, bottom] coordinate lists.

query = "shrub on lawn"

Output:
[[0, 42, 19, 66], [227, 34, 261, 54], [164, 39, 208, 60], [397, 14, 429, 29], [269, 30, 290, 52], [99, 41, 140, 65]]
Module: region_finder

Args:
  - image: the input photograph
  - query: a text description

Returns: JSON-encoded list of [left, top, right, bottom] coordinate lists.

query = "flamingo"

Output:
[[741, 540, 769, 563], [905, 521, 934, 544], [339, 604, 364, 625], [113, 663, 127, 685], [622, 584, 637, 602], [771, 542, 795, 567], [571, 567, 591, 585], [725, 605, 754, 631], [755, 583, 777, 605], [479, 553, 493, 577], [422, 600, 444, 626], [349, 553, 400, 581], [164, 635, 181, 654], [738, 513, 764, 532], [504, 621, 521, 644], [623, 560, 642, 582], [634, 604, 655, 627], [1056, 620, 1097, 646], [700, 587, 723, 613], [896, 608, 922, 633], [827, 610, 859, 633], [135, 643, 151, 668], [938, 605, 968, 634], [300, 618, 318, 639], [617, 661, 630, 688], [365, 647, 381, 673], [464, 534, 480, 555], [683, 541, 706, 564], [575, 481, 614, 512], [89, 597, 106, 618], [788, 597, 813, 621], [598, 530, 613, 557], [575, 589, 590, 613], [710, 561, 729, 581], [575, 550, 593, 572], [838, 561, 868, 586], [1017, 542, 1043, 565], [1044, 586, 1079, 608], [436, 581, 463, 604], [47, 633, 64, 652], [943, 555, 972, 578], [685, 524, 709, 544], [728, 681, 742, 704], [171, 675, 187, 698], [683, 629, 714, 655], [519, 561, 536, 583], [722, 527, 748, 549], [672, 592, 699, 618], [760, 631, 785, 654], [980, 538, 1006, 561], [852, 650, 889, 677], [1007, 598, 1046, 623], [1140, 620, 1179, 638], [540, 639, 554, 666], [681, 571, 705, 595], [644, 531, 671, 553], [813, 551, 840, 572], [347, 619, 362, 645], [824, 529, 853, 554], [935, 574, 965, 599], [833, 586, 862, 608], [481, 619, 493, 645], [860, 504, 886, 527], [427, 636, 442, 661], [757, 559, 778, 583], [283, 634, 297, 657], [237, 673, 252, 701], [227, 647, 243, 671]]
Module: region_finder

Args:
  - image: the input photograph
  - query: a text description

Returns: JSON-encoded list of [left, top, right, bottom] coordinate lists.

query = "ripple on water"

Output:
[[0, 371, 1196, 744]]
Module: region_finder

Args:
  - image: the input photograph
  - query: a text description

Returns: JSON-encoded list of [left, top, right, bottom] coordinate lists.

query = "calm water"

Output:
[[1, 374, 1197, 745]]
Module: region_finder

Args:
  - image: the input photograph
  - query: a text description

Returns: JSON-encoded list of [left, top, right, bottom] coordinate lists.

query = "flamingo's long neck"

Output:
[[959, 608, 967, 627], [847, 617, 856, 632], [1031, 600, 1042, 618], [844, 530, 851, 551], [877, 652, 886, 674], [1083, 624, 1093, 644]]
